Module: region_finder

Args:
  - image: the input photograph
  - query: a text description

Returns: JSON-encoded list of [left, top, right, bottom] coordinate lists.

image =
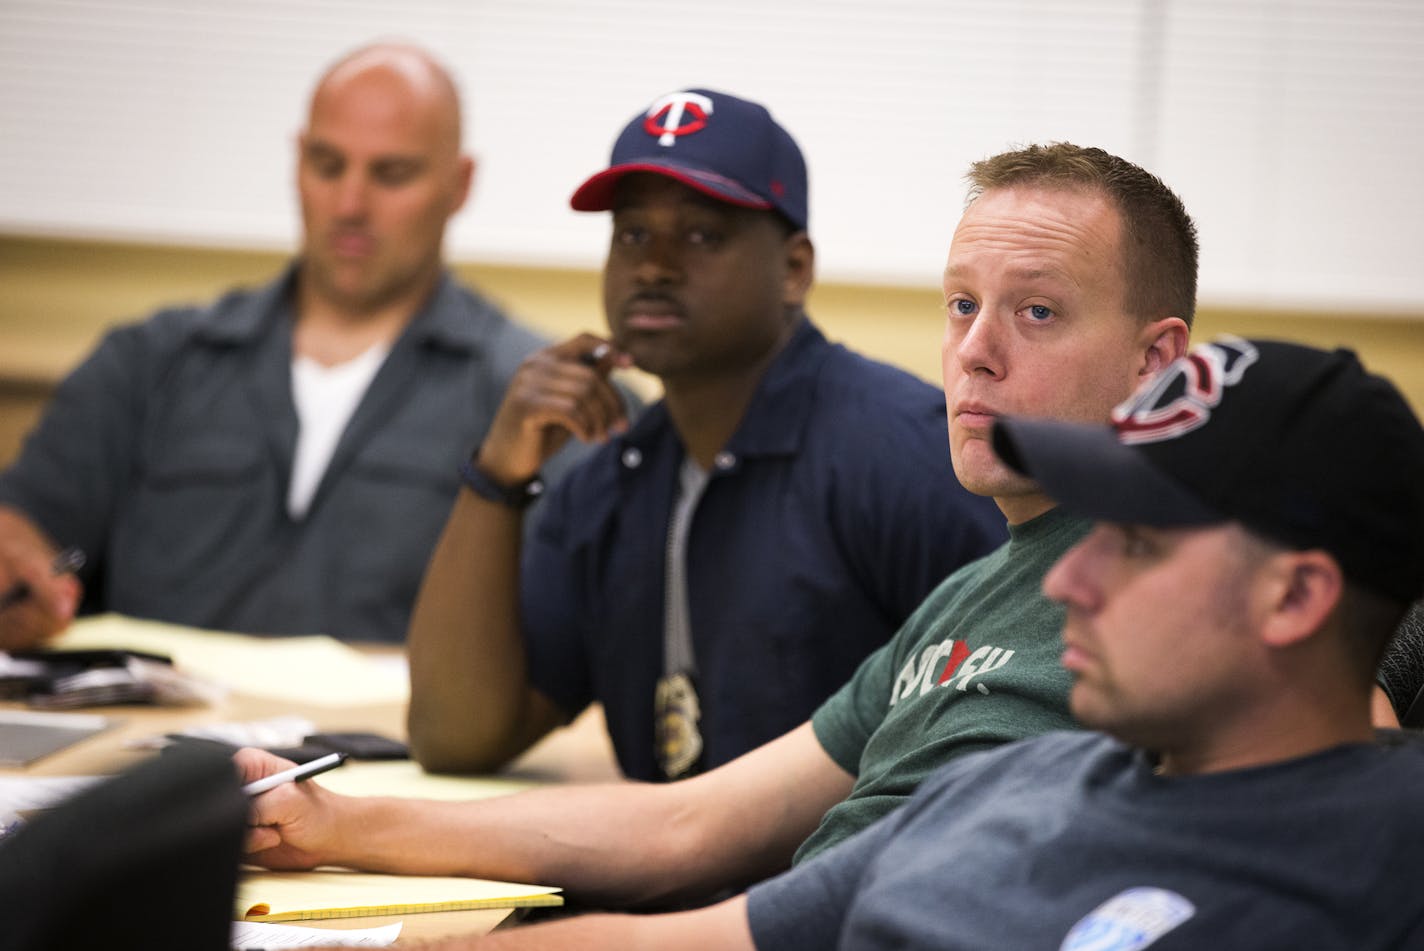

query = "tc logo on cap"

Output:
[[643, 91, 714, 147], [1113, 336, 1258, 445]]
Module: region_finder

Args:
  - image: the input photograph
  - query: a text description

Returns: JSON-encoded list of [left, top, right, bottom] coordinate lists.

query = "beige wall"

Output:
[[3, 234, 1423, 465]]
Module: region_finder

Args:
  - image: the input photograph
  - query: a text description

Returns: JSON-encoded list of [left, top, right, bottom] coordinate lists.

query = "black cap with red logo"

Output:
[[992, 336, 1424, 605]]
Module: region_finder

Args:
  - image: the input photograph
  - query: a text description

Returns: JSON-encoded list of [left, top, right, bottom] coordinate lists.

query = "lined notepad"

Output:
[[237, 869, 562, 921]]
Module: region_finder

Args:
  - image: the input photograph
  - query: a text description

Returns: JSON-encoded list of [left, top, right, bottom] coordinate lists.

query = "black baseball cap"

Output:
[[991, 336, 1424, 605], [570, 88, 809, 231]]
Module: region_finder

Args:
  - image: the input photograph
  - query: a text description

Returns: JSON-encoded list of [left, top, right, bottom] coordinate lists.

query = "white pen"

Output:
[[243, 751, 347, 797]]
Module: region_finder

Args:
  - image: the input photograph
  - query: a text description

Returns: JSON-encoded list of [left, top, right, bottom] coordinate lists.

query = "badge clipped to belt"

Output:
[[654, 670, 703, 780]]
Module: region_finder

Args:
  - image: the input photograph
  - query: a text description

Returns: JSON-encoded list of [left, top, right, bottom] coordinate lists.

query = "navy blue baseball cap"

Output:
[[991, 336, 1424, 605], [570, 88, 809, 231]]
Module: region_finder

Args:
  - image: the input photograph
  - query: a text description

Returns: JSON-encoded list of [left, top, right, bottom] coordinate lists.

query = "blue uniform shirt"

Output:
[[521, 318, 1006, 780]]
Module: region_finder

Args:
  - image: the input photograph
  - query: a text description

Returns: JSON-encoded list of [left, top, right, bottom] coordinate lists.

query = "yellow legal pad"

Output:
[[237, 868, 563, 921]]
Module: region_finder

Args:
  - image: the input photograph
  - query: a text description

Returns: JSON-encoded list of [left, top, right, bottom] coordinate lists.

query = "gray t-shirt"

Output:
[[751, 730, 1424, 950]]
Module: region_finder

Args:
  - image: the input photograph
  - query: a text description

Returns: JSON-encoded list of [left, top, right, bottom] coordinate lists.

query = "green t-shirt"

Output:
[[797, 507, 1089, 863]]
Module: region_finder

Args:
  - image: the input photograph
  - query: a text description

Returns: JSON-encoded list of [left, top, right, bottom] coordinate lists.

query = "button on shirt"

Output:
[[521, 318, 1007, 780]]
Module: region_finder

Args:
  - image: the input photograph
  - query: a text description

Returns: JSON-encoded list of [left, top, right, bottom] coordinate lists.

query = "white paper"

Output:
[[0, 774, 101, 813], [231, 919, 401, 948], [55, 615, 408, 706]]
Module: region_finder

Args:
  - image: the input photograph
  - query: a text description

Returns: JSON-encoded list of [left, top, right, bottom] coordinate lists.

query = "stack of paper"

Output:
[[232, 919, 402, 948], [54, 614, 408, 706]]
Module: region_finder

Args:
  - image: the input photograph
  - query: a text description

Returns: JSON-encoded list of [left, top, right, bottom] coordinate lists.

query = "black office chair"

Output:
[[0, 745, 246, 951], [1380, 599, 1424, 728], [1402, 690, 1424, 729]]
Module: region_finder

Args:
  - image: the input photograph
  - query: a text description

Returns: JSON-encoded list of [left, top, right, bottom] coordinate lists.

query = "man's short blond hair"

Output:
[[968, 143, 1198, 327]]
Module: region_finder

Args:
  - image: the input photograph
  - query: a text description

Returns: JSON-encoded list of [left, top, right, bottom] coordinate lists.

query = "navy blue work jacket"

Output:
[[521, 318, 1006, 780]]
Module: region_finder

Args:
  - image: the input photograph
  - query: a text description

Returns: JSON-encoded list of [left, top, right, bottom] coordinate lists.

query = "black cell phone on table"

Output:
[[162, 730, 409, 764]]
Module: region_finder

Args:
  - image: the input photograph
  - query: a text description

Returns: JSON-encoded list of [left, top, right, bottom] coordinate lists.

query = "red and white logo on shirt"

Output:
[[890, 637, 1016, 705]]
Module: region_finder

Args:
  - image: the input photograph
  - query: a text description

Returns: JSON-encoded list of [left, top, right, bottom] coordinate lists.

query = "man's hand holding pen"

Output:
[[235, 747, 342, 872], [0, 506, 84, 651], [475, 334, 632, 489]]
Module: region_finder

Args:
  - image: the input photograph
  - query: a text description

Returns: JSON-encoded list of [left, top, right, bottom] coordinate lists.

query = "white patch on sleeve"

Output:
[[1060, 887, 1196, 951]]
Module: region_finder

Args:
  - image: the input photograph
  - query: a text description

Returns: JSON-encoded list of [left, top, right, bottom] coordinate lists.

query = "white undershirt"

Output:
[[664, 456, 710, 677], [287, 343, 390, 519]]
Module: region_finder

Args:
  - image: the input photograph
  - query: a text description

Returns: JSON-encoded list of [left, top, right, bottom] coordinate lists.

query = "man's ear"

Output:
[[782, 231, 815, 308], [1137, 317, 1190, 378], [450, 154, 476, 215], [1258, 549, 1344, 650]]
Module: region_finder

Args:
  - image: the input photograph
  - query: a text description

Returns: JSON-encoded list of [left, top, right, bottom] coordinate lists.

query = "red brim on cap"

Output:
[[570, 161, 773, 213]]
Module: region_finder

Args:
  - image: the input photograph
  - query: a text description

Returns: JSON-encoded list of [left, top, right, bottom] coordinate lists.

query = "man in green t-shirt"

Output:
[[238, 142, 1196, 904]]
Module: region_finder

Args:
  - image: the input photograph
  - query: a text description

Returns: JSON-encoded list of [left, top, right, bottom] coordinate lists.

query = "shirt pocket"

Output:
[[324, 440, 463, 619], [142, 437, 265, 488], [114, 439, 270, 595], [342, 438, 460, 494]]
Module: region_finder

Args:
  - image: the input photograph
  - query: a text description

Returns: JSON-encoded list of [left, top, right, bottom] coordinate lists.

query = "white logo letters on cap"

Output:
[[1112, 336, 1258, 445], [643, 92, 715, 147]]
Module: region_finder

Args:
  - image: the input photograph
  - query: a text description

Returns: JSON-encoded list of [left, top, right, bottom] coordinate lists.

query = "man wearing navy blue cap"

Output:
[[570, 89, 811, 229], [404, 89, 1005, 779]]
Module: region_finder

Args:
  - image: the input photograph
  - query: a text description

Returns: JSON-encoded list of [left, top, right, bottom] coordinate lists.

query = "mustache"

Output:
[[618, 291, 686, 318]]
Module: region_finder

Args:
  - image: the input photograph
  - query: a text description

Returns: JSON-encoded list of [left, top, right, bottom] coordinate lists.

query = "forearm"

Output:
[[469, 914, 646, 951], [407, 335, 631, 770], [394, 898, 751, 951], [406, 490, 558, 772], [331, 725, 852, 908], [476, 898, 752, 951], [327, 782, 725, 906]]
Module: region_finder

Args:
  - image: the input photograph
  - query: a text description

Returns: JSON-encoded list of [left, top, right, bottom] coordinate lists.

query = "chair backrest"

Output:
[[1379, 600, 1424, 728], [0, 746, 246, 951], [1403, 688, 1424, 729]]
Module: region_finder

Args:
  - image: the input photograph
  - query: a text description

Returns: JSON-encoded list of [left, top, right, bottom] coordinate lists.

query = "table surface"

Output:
[[1, 643, 621, 944]]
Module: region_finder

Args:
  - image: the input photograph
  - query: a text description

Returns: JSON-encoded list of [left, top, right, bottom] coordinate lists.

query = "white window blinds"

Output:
[[0, 0, 1420, 311]]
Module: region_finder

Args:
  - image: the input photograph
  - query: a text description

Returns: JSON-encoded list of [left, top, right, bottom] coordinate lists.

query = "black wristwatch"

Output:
[[459, 457, 545, 510]]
